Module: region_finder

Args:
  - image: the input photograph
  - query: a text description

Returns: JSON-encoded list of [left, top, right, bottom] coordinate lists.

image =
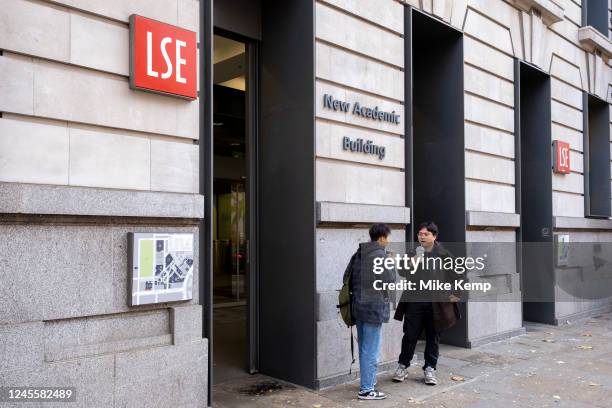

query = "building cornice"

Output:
[[0, 182, 204, 219], [316, 201, 410, 225], [507, 0, 564, 26], [578, 26, 612, 61]]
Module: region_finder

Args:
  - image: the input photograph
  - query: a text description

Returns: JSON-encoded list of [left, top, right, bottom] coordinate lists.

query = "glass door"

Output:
[[213, 180, 247, 306]]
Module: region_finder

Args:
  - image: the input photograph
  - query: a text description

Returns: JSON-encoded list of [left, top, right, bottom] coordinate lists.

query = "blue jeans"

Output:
[[356, 321, 382, 392]]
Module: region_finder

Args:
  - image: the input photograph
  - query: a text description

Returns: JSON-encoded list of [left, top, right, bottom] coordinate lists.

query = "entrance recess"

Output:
[[211, 31, 259, 385], [204, 0, 317, 394], [516, 61, 554, 323], [405, 7, 467, 346]]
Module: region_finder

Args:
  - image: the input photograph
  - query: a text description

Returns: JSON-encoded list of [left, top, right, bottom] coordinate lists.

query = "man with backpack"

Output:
[[340, 223, 396, 400]]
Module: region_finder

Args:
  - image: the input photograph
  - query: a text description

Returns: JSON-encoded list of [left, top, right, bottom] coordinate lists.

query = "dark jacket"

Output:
[[350, 242, 396, 325], [393, 242, 461, 332]]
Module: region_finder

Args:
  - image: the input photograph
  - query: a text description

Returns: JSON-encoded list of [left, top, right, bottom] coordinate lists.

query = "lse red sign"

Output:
[[130, 15, 197, 99], [553, 140, 570, 174]]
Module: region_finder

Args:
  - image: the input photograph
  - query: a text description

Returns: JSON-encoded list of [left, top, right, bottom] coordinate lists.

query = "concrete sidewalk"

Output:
[[214, 312, 612, 407]]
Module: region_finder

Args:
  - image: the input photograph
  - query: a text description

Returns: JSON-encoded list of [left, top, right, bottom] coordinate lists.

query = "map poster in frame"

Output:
[[128, 232, 194, 306]]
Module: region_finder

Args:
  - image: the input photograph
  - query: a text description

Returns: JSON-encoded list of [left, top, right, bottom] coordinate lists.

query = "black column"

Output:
[[259, 0, 316, 388]]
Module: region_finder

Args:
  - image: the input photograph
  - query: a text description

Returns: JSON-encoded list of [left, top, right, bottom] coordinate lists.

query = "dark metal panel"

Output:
[[246, 41, 260, 374], [517, 62, 555, 324], [214, 0, 261, 40], [513, 59, 524, 326], [259, 0, 316, 388], [408, 8, 467, 347], [404, 6, 414, 243], [584, 92, 590, 217], [514, 59, 523, 292], [586, 94, 612, 218], [200, 0, 214, 406], [586, 0, 609, 37], [411, 9, 465, 244]]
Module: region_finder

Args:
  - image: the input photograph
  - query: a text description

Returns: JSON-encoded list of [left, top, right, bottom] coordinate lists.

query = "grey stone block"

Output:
[[317, 201, 410, 225], [0, 321, 43, 373], [554, 303, 612, 324], [317, 319, 356, 379], [0, 182, 204, 219], [466, 241, 517, 277], [466, 327, 527, 348], [170, 304, 203, 344], [44, 309, 171, 361], [0, 354, 115, 407], [0, 224, 199, 325], [316, 291, 340, 321], [466, 211, 520, 228], [316, 227, 405, 293], [316, 317, 403, 380], [0, 225, 113, 325], [379, 319, 403, 363], [115, 339, 208, 408], [553, 216, 612, 230], [45, 334, 172, 362], [316, 228, 367, 293]]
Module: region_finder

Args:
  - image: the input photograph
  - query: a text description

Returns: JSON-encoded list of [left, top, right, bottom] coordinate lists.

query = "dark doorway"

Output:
[[211, 32, 258, 385], [516, 61, 555, 323], [585, 94, 611, 218], [406, 8, 467, 346]]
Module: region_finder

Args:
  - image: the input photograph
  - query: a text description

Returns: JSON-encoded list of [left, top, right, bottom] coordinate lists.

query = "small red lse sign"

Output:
[[553, 140, 570, 174], [130, 15, 197, 100]]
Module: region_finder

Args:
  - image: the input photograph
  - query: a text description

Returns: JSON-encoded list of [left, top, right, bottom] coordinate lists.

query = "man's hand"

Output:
[[449, 294, 460, 302]]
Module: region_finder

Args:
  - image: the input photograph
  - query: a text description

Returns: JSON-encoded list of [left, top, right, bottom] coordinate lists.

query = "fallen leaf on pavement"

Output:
[[451, 375, 465, 382]]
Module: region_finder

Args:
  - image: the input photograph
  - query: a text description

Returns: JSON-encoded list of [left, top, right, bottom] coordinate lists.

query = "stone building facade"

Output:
[[1, 0, 611, 406], [0, 1, 206, 407]]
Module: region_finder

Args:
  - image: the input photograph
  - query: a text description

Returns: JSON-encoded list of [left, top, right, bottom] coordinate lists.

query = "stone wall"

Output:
[[314, 0, 409, 387], [0, 1, 206, 406], [315, 0, 612, 386]]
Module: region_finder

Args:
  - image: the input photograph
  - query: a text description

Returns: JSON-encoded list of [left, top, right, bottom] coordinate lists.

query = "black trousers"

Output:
[[398, 302, 440, 369]]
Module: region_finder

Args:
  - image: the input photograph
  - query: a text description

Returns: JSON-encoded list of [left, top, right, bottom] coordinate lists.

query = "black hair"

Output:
[[369, 223, 391, 241], [417, 221, 438, 237]]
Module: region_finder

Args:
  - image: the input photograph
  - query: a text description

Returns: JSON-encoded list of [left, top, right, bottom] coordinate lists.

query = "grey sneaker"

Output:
[[358, 389, 387, 400], [424, 367, 437, 385], [392, 364, 409, 382]]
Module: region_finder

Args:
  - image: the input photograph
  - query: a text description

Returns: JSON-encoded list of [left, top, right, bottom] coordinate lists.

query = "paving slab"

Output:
[[212, 312, 612, 407]]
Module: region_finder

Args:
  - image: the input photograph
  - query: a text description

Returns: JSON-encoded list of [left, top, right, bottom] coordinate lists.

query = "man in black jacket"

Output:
[[350, 223, 396, 400], [392, 222, 460, 386]]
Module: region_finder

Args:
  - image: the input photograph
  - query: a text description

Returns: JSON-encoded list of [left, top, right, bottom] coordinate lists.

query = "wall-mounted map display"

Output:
[[128, 232, 194, 306]]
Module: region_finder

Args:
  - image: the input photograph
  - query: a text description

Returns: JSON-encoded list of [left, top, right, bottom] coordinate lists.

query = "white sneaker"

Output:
[[358, 389, 387, 400], [392, 364, 409, 382], [423, 366, 437, 385]]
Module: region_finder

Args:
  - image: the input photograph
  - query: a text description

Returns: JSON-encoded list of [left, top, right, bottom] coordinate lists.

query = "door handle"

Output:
[[246, 239, 250, 264]]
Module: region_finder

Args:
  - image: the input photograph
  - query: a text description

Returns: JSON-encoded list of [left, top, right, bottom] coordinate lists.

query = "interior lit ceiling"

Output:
[[213, 35, 245, 91]]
